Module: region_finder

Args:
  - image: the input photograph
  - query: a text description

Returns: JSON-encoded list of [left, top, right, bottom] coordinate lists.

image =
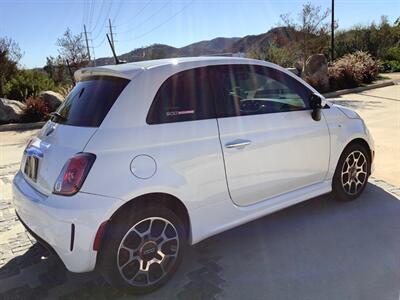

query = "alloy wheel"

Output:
[[341, 150, 368, 195], [117, 217, 179, 287]]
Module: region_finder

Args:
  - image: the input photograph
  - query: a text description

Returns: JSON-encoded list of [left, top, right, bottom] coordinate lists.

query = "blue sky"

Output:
[[0, 0, 399, 68]]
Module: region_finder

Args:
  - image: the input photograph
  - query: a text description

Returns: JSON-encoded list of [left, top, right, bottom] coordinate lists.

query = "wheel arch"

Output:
[[341, 137, 373, 173], [107, 192, 192, 243]]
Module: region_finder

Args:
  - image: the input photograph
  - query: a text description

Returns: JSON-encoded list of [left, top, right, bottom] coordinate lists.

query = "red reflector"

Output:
[[93, 221, 108, 251]]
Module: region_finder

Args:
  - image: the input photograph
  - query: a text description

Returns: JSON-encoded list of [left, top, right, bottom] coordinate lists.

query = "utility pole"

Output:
[[331, 0, 335, 62], [108, 18, 115, 49], [83, 24, 91, 65]]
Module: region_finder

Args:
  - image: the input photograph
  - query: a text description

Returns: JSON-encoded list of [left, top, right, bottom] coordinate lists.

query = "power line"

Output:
[[119, 0, 172, 35], [119, 0, 195, 43], [93, 18, 116, 52], [87, 0, 96, 30], [92, 1, 113, 40], [116, 0, 152, 27], [90, 0, 106, 33], [82, 0, 88, 27], [93, 35, 107, 48], [112, 0, 125, 24]]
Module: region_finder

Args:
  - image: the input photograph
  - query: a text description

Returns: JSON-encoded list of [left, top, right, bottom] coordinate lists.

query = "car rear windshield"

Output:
[[52, 76, 129, 127]]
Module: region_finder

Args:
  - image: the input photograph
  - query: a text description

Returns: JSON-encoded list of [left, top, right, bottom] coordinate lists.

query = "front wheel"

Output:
[[332, 143, 370, 201], [99, 206, 186, 294]]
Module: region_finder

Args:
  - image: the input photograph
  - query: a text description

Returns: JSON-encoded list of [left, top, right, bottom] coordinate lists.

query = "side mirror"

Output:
[[309, 93, 322, 121]]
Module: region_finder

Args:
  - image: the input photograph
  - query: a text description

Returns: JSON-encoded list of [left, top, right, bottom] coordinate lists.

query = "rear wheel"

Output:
[[332, 143, 370, 201], [100, 205, 186, 294]]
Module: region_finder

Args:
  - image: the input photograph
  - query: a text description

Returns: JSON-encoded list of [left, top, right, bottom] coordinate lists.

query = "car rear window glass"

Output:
[[52, 76, 129, 127], [146, 67, 216, 124]]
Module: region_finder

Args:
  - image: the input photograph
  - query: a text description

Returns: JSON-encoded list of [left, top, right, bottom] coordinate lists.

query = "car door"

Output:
[[211, 64, 330, 206]]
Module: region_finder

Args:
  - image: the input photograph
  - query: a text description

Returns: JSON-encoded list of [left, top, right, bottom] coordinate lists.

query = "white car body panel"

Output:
[[217, 110, 330, 206], [12, 57, 374, 273]]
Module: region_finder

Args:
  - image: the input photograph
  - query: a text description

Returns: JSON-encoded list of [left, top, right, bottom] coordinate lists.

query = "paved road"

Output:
[[0, 85, 399, 299], [331, 83, 400, 186]]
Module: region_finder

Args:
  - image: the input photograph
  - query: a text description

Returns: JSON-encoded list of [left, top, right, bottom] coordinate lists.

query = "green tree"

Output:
[[56, 28, 89, 68], [280, 2, 331, 64], [247, 42, 297, 67], [4, 69, 55, 101], [335, 16, 400, 59], [0, 37, 22, 97]]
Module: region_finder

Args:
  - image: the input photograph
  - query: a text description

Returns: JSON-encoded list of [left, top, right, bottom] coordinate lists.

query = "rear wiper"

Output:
[[50, 112, 67, 121]]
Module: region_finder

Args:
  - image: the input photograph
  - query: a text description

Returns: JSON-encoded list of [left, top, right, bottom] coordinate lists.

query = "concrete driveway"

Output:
[[330, 83, 400, 186], [0, 84, 399, 299], [0, 183, 399, 300]]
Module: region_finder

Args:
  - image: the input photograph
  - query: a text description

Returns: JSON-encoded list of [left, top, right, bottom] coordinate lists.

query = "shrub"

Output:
[[4, 69, 55, 101], [381, 46, 400, 72], [328, 51, 380, 90], [382, 60, 400, 72], [383, 46, 400, 61], [21, 97, 50, 123]]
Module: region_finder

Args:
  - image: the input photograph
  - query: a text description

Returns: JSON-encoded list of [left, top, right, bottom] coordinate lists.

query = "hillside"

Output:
[[94, 37, 240, 66], [179, 37, 240, 56], [94, 27, 301, 66], [228, 27, 299, 53]]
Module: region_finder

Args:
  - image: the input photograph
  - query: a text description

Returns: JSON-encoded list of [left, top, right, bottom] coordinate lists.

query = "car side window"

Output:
[[210, 65, 312, 118], [146, 67, 215, 124]]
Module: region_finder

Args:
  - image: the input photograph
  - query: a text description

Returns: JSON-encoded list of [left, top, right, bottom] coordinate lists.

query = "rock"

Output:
[[39, 91, 64, 112], [0, 98, 26, 124], [303, 54, 329, 92]]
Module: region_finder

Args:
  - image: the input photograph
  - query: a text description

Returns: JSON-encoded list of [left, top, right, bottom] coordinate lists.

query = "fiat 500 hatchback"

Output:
[[13, 57, 374, 293]]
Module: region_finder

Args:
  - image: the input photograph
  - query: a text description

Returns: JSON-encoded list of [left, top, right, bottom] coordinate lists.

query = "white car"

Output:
[[12, 57, 374, 293]]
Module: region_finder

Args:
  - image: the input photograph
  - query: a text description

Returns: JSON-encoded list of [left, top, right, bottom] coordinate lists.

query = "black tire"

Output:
[[332, 143, 370, 201], [99, 205, 186, 294]]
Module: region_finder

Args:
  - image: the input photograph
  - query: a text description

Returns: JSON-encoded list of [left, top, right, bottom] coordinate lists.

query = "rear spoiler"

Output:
[[74, 67, 141, 82]]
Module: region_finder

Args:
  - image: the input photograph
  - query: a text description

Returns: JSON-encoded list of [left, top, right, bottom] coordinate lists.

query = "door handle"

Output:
[[225, 139, 252, 149]]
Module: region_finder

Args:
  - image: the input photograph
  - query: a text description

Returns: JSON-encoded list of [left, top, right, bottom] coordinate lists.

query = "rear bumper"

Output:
[[12, 171, 122, 273]]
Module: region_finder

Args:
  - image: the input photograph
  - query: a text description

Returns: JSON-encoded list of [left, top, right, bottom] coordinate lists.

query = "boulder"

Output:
[[39, 91, 64, 112], [303, 54, 329, 92], [0, 98, 26, 124]]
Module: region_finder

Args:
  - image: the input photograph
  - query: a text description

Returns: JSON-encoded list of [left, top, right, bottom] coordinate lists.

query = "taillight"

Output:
[[53, 153, 96, 196]]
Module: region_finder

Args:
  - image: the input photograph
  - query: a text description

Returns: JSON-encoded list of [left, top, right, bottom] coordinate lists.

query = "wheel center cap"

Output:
[[140, 241, 158, 261]]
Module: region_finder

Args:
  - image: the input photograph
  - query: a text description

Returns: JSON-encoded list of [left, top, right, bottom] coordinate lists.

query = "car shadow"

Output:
[[330, 99, 384, 110], [0, 183, 399, 300]]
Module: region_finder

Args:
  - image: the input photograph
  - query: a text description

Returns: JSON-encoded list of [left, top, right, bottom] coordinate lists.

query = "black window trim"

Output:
[[146, 63, 315, 125]]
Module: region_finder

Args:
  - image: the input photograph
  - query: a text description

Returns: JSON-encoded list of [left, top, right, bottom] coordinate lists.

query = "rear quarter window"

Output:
[[146, 67, 216, 124], [53, 76, 129, 127]]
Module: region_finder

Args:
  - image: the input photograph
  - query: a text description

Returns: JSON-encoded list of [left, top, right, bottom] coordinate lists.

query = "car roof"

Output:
[[74, 56, 269, 81]]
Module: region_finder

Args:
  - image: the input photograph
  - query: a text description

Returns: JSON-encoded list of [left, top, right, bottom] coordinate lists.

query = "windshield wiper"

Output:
[[50, 112, 67, 121]]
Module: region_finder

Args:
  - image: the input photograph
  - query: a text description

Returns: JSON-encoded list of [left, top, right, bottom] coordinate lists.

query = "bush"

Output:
[[383, 46, 400, 61], [382, 60, 400, 72], [328, 51, 380, 90], [21, 97, 50, 122], [4, 69, 55, 101], [381, 46, 400, 72]]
